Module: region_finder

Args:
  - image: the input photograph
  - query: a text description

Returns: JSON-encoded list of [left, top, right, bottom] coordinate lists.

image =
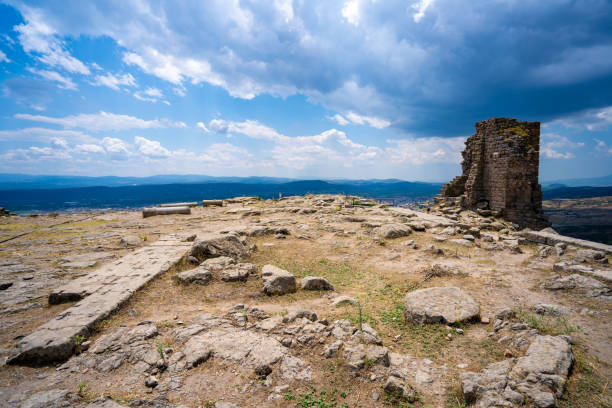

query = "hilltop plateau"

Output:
[[0, 195, 610, 408]]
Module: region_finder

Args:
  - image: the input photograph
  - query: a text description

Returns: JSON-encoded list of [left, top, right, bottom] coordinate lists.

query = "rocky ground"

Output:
[[0, 195, 611, 408]]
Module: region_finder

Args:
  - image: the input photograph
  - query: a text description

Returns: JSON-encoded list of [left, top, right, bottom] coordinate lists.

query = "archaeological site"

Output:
[[0, 119, 610, 408]]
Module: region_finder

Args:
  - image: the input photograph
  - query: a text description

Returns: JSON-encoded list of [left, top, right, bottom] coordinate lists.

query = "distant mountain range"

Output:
[[0, 173, 428, 190], [0, 173, 610, 190], [541, 174, 612, 188], [0, 179, 443, 213], [0, 173, 610, 213]]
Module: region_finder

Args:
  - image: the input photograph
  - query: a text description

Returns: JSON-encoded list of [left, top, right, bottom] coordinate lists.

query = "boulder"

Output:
[[221, 263, 258, 282], [372, 223, 412, 239], [449, 238, 474, 247], [384, 374, 417, 402], [262, 265, 297, 295], [174, 267, 213, 285], [541, 274, 611, 298], [189, 234, 249, 262], [332, 296, 357, 307], [404, 287, 480, 325], [299, 276, 334, 291]]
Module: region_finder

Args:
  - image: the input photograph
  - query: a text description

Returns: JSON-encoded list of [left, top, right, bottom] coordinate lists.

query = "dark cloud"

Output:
[[5, 0, 612, 136]]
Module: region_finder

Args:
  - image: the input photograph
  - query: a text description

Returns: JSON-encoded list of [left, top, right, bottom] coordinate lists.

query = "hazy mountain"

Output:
[[0, 180, 444, 213], [542, 174, 612, 187]]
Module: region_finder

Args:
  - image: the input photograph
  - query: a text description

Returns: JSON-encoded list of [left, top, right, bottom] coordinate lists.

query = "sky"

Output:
[[0, 0, 611, 182]]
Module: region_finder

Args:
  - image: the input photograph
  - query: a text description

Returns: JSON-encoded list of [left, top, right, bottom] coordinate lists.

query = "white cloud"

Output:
[[123, 48, 263, 99], [329, 114, 349, 126], [386, 136, 464, 165], [197, 122, 210, 132], [594, 139, 612, 155], [342, 0, 360, 26], [345, 111, 391, 129], [0, 50, 9, 63], [134, 136, 171, 158], [540, 133, 584, 159], [199, 143, 254, 165], [14, 111, 185, 132], [92, 72, 136, 90], [101, 137, 131, 160], [28, 145, 72, 159], [133, 87, 167, 103], [28, 68, 77, 90], [14, 8, 90, 74], [412, 0, 436, 23], [209, 118, 384, 169], [0, 127, 93, 143], [75, 143, 105, 153], [50, 137, 68, 149]]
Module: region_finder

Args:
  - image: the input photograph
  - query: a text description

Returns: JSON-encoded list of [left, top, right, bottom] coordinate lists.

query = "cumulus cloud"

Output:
[[92, 72, 136, 90], [207, 118, 465, 170], [386, 137, 465, 165], [540, 133, 584, 159], [134, 136, 171, 158], [28, 68, 77, 90], [14, 111, 185, 132]]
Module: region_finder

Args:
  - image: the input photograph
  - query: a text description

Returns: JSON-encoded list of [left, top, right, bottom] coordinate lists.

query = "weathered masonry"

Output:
[[436, 117, 550, 229]]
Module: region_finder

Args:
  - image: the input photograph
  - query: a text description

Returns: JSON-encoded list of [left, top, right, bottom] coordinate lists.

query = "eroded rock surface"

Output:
[[462, 335, 573, 408], [404, 286, 480, 324]]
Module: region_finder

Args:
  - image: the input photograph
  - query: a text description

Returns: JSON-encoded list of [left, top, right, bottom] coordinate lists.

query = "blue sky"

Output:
[[0, 0, 611, 182]]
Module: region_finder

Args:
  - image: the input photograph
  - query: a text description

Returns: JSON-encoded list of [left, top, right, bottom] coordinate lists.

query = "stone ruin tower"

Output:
[[435, 117, 550, 229]]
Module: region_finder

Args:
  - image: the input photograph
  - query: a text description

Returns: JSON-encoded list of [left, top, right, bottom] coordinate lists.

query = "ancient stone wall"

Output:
[[436, 118, 550, 229]]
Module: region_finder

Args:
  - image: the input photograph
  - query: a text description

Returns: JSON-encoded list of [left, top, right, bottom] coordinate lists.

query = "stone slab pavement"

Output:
[[7, 234, 194, 366]]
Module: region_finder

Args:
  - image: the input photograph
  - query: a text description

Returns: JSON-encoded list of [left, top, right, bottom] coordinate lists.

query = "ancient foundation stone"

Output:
[[404, 287, 480, 325]]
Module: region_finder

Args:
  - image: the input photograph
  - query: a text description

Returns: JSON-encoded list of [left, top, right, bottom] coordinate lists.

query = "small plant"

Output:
[[284, 393, 296, 401], [363, 356, 376, 369], [77, 381, 87, 397], [155, 340, 168, 360], [514, 307, 582, 336], [73, 334, 86, 346], [357, 300, 363, 333]]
